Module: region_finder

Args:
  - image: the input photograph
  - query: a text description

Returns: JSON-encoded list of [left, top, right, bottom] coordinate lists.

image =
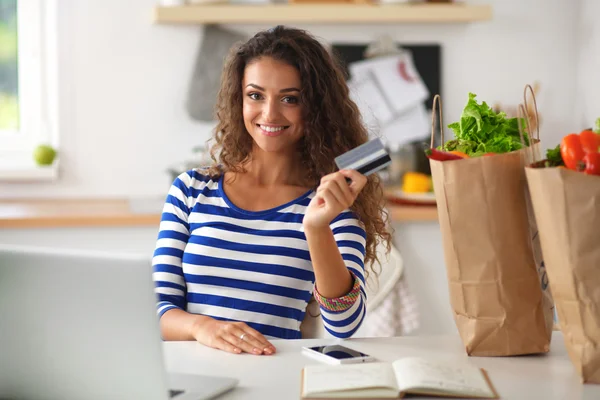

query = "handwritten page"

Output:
[[303, 362, 398, 395], [392, 357, 495, 398]]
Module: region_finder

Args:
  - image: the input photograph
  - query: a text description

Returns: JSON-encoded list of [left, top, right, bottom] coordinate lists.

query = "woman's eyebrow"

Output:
[[245, 83, 264, 91], [245, 83, 300, 93]]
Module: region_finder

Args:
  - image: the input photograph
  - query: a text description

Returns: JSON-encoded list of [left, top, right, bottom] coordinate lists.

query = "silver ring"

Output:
[[240, 333, 246, 341]]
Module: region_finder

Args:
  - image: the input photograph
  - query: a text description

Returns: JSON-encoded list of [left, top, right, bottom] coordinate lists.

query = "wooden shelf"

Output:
[[153, 4, 492, 25], [388, 204, 437, 222]]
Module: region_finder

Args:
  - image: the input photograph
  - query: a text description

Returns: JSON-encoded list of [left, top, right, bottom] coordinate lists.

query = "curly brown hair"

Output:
[[207, 25, 392, 276]]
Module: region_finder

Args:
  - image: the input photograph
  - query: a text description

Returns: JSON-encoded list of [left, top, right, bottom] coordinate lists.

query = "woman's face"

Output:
[[242, 57, 304, 155]]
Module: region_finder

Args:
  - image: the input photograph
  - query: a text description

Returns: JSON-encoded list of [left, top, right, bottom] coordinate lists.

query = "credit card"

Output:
[[334, 138, 392, 177]]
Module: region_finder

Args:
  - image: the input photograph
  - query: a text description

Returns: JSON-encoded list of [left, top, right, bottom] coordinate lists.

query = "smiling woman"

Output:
[[242, 58, 304, 154], [152, 26, 392, 355]]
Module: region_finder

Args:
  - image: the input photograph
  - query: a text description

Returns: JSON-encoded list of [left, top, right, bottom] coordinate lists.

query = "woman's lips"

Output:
[[257, 124, 289, 137]]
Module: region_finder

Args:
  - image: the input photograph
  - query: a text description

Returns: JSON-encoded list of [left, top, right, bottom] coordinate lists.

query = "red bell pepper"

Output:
[[582, 152, 600, 176], [560, 134, 585, 170], [424, 149, 465, 162], [580, 129, 600, 154], [560, 130, 600, 174]]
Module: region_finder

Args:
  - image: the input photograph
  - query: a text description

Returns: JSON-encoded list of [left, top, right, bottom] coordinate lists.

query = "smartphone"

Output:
[[302, 345, 376, 365]]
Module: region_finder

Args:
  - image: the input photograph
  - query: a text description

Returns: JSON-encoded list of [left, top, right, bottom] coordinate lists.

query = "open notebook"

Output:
[[301, 357, 499, 399]]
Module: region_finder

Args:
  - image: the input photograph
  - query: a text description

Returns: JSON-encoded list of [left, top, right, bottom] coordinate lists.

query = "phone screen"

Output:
[[306, 345, 370, 360]]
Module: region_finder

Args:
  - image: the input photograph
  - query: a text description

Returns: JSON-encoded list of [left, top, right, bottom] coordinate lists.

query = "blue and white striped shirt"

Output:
[[152, 169, 367, 339]]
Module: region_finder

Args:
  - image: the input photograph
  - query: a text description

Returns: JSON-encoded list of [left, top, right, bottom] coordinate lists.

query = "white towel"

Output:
[[186, 25, 248, 122], [360, 274, 419, 337], [300, 243, 420, 339]]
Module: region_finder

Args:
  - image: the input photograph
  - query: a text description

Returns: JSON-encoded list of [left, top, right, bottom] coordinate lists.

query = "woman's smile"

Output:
[[257, 124, 290, 137]]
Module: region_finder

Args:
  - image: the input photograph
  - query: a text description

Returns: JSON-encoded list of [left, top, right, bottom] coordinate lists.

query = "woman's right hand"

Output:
[[192, 318, 276, 355]]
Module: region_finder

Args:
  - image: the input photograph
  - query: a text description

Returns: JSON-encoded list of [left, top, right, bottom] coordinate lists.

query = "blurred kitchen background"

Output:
[[1, 0, 598, 336]]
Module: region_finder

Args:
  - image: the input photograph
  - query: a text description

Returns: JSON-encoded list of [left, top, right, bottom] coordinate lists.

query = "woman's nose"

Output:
[[262, 98, 280, 121]]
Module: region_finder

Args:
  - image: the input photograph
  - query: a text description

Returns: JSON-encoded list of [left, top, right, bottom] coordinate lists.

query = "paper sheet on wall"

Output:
[[381, 103, 430, 147], [349, 52, 429, 116], [381, 103, 431, 147], [348, 72, 394, 134]]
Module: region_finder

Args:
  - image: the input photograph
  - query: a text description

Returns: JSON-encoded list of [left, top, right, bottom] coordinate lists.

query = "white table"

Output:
[[163, 332, 600, 400]]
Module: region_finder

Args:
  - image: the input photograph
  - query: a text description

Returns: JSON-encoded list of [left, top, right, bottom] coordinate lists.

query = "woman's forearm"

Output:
[[304, 225, 353, 298], [160, 308, 212, 341]]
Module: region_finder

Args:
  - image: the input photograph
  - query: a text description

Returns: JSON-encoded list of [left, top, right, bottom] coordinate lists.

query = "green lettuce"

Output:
[[545, 144, 564, 167], [594, 118, 600, 134], [441, 93, 530, 157]]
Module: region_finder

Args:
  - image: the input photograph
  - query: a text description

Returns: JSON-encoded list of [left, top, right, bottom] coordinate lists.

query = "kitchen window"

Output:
[[0, 1, 18, 133], [0, 0, 58, 181]]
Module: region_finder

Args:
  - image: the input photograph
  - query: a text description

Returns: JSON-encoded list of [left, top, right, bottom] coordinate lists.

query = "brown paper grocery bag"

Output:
[[428, 94, 553, 356], [525, 166, 600, 383]]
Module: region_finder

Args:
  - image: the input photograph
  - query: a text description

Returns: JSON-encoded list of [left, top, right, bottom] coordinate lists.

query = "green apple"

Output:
[[33, 144, 57, 166]]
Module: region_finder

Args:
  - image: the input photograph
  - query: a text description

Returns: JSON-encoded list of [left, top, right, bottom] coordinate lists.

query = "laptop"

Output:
[[0, 244, 238, 400]]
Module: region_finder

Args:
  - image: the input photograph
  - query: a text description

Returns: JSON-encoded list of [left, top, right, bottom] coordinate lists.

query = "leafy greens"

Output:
[[545, 144, 564, 167], [441, 93, 530, 157]]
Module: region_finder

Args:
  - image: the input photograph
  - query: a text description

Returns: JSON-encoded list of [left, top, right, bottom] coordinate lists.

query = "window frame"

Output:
[[0, 0, 59, 181]]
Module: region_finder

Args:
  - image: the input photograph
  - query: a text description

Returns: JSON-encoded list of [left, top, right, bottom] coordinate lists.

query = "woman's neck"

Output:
[[242, 147, 303, 187]]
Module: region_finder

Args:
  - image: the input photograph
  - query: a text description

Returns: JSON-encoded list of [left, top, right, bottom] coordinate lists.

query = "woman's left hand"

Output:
[[303, 170, 368, 230]]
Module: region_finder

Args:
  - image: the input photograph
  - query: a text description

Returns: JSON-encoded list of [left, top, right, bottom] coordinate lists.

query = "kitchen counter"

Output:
[[0, 197, 438, 229], [0, 199, 161, 228]]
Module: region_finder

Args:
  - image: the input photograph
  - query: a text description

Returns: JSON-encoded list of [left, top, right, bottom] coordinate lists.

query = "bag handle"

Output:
[[523, 84, 540, 141], [430, 94, 443, 149], [518, 103, 537, 164], [517, 103, 531, 145]]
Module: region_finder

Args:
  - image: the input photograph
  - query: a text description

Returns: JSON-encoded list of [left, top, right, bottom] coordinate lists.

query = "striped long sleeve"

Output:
[[151, 169, 368, 340], [152, 172, 193, 318], [316, 213, 367, 339]]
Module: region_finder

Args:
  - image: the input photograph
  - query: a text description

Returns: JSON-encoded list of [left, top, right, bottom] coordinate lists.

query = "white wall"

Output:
[[0, 0, 581, 199], [575, 0, 599, 128], [393, 221, 455, 335]]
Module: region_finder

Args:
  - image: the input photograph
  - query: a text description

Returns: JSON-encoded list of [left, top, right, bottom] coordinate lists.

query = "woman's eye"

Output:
[[248, 92, 262, 100], [282, 96, 298, 104]]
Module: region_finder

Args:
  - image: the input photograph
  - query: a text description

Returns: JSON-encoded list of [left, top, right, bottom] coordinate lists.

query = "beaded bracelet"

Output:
[[313, 272, 361, 312]]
